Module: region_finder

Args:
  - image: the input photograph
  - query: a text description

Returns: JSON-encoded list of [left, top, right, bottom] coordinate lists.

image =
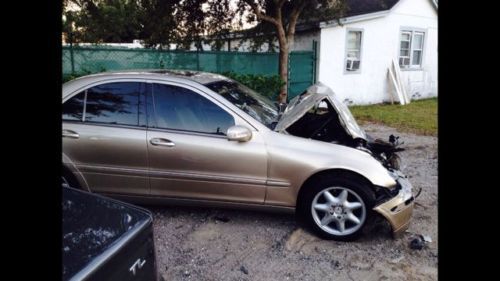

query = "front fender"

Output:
[[306, 160, 397, 190], [264, 132, 397, 206]]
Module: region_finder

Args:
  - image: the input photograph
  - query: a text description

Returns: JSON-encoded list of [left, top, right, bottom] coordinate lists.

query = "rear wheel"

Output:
[[297, 176, 376, 241]]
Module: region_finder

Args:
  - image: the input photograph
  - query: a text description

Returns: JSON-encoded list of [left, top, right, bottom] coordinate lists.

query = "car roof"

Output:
[[62, 69, 231, 98], [109, 69, 230, 83]]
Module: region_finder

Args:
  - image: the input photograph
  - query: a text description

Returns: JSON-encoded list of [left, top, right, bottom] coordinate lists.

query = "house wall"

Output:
[[317, 0, 437, 104], [390, 0, 438, 100], [290, 31, 321, 51]]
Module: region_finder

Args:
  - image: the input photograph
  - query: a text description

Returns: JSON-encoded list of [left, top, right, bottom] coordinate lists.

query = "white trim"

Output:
[[319, 10, 389, 28]]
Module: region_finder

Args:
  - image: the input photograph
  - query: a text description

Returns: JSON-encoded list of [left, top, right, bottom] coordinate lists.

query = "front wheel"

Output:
[[297, 177, 376, 241]]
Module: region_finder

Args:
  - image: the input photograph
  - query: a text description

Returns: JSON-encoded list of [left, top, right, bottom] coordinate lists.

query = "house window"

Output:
[[399, 30, 425, 69], [345, 30, 362, 72]]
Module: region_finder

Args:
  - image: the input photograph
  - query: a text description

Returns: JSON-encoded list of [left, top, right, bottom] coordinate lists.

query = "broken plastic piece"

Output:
[[422, 235, 432, 243]]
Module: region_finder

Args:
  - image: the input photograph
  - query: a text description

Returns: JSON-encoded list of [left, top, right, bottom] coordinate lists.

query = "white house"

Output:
[[213, 0, 438, 105], [316, 0, 438, 104]]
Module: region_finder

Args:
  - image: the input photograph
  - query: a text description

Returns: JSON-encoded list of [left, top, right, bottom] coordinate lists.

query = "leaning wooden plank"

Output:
[[399, 71, 410, 104], [392, 59, 402, 97], [392, 59, 405, 103], [390, 63, 407, 105], [388, 65, 406, 105], [388, 66, 403, 104], [386, 69, 394, 104], [393, 59, 411, 104]]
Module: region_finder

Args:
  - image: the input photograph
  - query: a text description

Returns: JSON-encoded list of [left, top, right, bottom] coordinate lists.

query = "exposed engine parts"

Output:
[[365, 135, 405, 170], [283, 97, 405, 171]]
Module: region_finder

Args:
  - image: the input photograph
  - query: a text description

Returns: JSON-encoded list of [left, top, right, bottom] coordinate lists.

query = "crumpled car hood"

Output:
[[274, 82, 367, 140]]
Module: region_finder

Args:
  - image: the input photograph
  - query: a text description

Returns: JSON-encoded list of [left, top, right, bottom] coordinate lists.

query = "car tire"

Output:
[[297, 175, 376, 241]]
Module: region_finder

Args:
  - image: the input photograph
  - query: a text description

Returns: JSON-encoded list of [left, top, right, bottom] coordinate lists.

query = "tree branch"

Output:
[[286, 2, 306, 41], [243, 0, 279, 26]]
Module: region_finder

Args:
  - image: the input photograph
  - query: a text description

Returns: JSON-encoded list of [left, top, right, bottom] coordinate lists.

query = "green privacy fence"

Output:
[[62, 45, 317, 100]]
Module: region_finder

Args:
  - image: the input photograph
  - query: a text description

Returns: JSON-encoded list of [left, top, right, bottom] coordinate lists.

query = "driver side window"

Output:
[[151, 84, 235, 135]]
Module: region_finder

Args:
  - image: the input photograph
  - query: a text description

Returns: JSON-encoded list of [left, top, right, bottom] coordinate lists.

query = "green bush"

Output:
[[220, 72, 284, 100], [62, 68, 94, 83], [63, 66, 109, 83], [63, 73, 84, 83]]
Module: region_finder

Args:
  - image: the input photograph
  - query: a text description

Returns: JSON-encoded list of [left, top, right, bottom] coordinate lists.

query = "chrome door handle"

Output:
[[62, 129, 79, 139], [150, 138, 175, 147]]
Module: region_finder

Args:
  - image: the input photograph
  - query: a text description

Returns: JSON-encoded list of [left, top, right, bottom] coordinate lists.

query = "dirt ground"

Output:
[[148, 123, 438, 281]]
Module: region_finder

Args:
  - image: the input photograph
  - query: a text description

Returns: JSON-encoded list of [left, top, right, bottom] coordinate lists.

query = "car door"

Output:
[[146, 82, 268, 204], [62, 81, 150, 195]]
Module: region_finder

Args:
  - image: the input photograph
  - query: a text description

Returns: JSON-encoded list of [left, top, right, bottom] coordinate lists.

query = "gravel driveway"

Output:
[[148, 123, 438, 281]]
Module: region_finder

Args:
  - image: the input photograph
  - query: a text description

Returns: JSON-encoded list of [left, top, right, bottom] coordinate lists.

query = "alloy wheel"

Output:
[[311, 186, 366, 236]]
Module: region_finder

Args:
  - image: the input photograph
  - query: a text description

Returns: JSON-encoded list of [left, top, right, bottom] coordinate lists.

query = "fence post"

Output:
[[216, 52, 220, 73], [312, 40, 318, 83], [69, 38, 75, 75], [196, 51, 200, 71], [287, 52, 291, 102]]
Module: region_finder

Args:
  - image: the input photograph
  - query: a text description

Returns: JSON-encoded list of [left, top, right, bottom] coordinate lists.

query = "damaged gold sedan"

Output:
[[62, 70, 416, 241]]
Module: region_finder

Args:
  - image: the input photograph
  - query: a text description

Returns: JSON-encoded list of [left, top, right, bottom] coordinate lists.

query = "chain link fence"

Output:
[[63, 46, 316, 100]]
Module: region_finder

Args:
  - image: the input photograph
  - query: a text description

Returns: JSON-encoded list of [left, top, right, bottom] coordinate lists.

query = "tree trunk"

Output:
[[276, 24, 289, 104], [243, 0, 304, 103], [278, 44, 289, 103]]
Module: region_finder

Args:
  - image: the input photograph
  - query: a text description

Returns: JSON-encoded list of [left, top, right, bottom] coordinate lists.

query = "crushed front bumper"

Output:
[[373, 172, 415, 238]]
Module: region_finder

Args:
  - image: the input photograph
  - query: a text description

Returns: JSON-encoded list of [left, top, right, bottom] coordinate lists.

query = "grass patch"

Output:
[[350, 98, 437, 136]]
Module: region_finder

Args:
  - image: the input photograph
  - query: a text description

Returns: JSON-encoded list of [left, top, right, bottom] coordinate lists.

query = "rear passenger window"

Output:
[[63, 92, 85, 121], [152, 84, 234, 135], [85, 82, 140, 126]]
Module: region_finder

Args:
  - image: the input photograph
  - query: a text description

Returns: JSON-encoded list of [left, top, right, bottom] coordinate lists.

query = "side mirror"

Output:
[[227, 125, 252, 142]]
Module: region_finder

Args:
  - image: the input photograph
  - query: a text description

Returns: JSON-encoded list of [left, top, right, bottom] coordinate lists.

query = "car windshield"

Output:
[[204, 79, 279, 129]]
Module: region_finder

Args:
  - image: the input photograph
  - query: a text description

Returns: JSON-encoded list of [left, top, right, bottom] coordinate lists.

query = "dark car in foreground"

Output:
[[62, 186, 157, 281]]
